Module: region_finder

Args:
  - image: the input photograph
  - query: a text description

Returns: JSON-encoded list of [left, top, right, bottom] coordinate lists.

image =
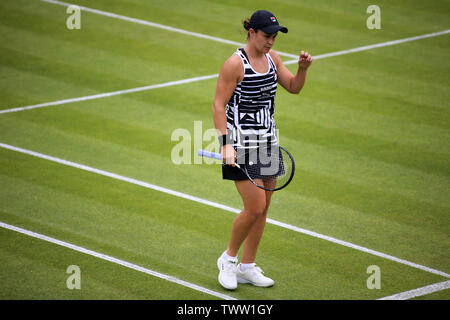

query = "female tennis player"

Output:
[[213, 10, 313, 290]]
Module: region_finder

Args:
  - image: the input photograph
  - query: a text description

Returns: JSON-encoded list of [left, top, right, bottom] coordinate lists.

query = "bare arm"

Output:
[[212, 54, 243, 164], [270, 50, 313, 94]]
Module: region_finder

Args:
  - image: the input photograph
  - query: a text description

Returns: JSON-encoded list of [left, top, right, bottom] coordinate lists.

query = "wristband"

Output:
[[218, 133, 232, 148]]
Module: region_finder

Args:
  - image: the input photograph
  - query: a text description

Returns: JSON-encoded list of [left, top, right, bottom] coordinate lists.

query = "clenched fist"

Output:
[[298, 50, 313, 70]]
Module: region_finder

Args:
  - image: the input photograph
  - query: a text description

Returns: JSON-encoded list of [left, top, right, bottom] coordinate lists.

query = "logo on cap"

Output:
[[270, 16, 277, 22]]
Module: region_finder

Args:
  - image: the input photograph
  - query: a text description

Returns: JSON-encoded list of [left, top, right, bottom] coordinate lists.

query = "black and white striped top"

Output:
[[226, 48, 278, 149]]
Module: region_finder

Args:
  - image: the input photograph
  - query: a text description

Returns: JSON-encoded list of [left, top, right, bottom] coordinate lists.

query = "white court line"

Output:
[[1, 27, 449, 115], [283, 29, 450, 65], [0, 74, 219, 115], [378, 280, 450, 300], [0, 221, 236, 300], [40, 0, 298, 59], [1, 142, 449, 280]]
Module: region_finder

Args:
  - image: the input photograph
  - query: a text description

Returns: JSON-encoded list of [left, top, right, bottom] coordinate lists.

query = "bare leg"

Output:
[[241, 188, 273, 263], [241, 178, 274, 263], [225, 179, 267, 257], [226, 179, 274, 263]]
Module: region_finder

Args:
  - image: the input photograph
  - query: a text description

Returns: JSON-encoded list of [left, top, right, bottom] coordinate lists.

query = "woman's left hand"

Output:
[[298, 50, 313, 70]]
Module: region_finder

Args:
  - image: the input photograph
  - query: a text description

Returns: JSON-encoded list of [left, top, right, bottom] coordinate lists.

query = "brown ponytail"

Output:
[[243, 18, 251, 31], [243, 18, 251, 39]]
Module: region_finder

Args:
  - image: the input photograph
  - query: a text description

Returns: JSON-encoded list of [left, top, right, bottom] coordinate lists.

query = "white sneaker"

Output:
[[217, 256, 238, 290], [237, 264, 274, 287]]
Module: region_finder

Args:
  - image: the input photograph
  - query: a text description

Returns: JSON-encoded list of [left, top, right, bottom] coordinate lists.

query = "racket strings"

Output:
[[238, 146, 294, 190]]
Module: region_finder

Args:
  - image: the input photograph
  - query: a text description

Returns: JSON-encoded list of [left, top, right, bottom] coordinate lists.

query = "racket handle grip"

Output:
[[198, 149, 222, 160]]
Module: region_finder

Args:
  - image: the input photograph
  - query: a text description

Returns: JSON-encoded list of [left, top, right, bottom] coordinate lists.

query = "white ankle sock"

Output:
[[240, 263, 256, 272], [221, 251, 238, 262]]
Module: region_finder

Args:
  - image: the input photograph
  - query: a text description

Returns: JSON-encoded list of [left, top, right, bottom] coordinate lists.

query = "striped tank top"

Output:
[[226, 48, 278, 150]]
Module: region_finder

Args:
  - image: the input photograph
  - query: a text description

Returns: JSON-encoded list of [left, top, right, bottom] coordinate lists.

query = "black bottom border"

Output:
[[1, 300, 447, 319]]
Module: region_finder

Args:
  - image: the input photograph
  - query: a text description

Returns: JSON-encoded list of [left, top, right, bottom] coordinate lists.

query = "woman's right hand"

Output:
[[222, 144, 237, 166]]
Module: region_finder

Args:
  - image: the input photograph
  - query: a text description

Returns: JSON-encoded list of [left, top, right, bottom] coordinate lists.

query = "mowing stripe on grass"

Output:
[[0, 221, 237, 300], [1, 142, 449, 279], [1, 25, 448, 115], [40, 0, 298, 59], [42, 0, 449, 62], [378, 280, 450, 300]]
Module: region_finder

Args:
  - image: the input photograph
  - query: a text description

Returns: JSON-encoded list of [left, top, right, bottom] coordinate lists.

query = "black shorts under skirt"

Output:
[[222, 164, 249, 181], [221, 147, 285, 181]]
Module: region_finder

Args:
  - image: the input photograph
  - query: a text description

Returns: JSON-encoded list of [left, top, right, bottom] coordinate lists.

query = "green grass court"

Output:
[[0, 0, 449, 300]]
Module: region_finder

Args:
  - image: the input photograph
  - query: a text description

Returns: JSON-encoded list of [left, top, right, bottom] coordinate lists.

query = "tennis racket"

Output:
[[198, 145, 295, 191]]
